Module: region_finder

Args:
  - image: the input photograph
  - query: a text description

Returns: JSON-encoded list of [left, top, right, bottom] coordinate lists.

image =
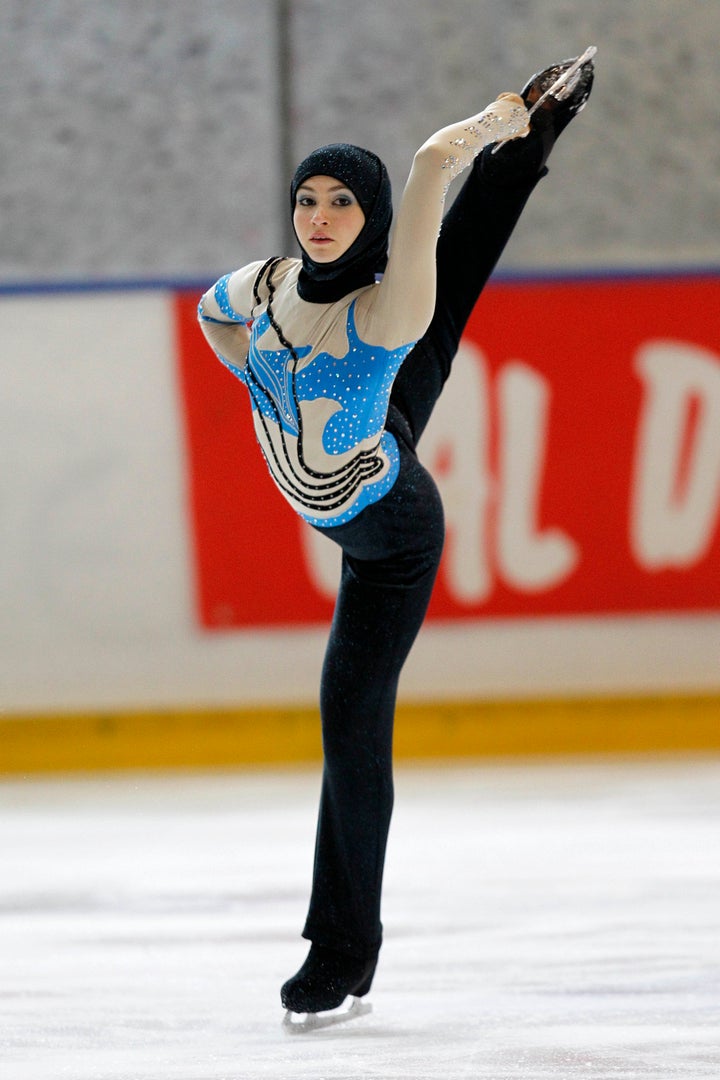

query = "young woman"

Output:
[[198, 53, 595, 1021]]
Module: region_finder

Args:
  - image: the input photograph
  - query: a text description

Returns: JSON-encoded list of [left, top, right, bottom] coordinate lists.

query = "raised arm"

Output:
[[360, 92, 529, 347]]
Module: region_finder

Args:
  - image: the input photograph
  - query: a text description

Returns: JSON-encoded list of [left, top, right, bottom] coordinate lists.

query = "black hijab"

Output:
[[290, 143, 393, 304]]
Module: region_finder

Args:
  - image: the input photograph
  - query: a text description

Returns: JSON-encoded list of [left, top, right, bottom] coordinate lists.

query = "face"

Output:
[[293, 175, 365, 263]]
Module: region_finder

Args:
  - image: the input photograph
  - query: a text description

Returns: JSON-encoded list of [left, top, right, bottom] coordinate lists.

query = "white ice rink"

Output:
[[1, 756, 719, 1079]]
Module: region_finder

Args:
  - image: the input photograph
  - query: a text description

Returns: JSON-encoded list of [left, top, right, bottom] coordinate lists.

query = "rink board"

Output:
[[2, 274, 720, 772], [2, 696, 720, 776]]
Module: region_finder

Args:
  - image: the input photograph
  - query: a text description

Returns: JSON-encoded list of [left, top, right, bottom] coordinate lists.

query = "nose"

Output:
[[311, 203, 329, 226]]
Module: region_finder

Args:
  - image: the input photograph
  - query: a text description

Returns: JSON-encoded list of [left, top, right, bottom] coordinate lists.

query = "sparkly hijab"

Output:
[[290, 143, 393, 304]]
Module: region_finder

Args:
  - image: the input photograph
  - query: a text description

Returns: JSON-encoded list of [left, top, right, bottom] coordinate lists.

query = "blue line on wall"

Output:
[[0, 265, 719, 297]]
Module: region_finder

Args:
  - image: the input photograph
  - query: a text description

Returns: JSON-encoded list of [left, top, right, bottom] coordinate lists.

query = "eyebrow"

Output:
[[297, 183, 353, 193]]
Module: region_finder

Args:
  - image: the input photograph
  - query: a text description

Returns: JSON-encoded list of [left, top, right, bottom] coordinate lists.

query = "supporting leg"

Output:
[[303, 450, 445, 955], [282, 447, 445, 1012]]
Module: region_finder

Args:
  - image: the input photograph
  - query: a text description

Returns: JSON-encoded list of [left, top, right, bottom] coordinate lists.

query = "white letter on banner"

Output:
[[496, 363, 579, 591], [631, 340, 720, 569], [419, 341, 493, 602]]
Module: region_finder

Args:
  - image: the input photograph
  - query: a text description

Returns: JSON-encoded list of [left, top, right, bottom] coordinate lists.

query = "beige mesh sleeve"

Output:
[[360, 93, 529, 349]]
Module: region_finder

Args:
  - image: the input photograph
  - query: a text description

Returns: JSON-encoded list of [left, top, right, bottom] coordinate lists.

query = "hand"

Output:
[[488, 92, 530, 140]]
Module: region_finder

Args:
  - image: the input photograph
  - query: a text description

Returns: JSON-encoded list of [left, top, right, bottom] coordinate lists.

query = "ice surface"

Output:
[[1, 757, 719, 1079]]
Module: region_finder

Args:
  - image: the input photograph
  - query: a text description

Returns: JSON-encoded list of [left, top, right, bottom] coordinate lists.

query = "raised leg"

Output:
[[389, 154, 545, 444], [390, 49, 595, 445]]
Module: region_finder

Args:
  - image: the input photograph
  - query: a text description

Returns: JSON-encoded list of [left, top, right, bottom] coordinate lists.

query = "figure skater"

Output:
[[198, 52, 595, 1025]]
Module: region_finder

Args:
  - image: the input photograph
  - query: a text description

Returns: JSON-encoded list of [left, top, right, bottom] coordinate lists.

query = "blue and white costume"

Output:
[[200, 261, 415, 526]]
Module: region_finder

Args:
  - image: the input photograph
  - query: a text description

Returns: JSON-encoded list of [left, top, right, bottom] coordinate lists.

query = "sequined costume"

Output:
[[198, 98, 546, 1004], [198, 95, 528, 527], [200, 263, 412, 526]]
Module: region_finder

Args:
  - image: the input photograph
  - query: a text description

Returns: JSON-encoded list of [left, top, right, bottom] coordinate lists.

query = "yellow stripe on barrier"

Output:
[[1, 696, 719, 775]]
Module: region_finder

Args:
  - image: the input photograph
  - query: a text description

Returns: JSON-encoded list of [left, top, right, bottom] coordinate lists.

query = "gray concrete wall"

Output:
[[2, 0, 718, 282]]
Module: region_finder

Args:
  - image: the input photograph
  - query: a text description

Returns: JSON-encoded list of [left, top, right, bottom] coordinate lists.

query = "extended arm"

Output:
[[361, 92, 529, 348]]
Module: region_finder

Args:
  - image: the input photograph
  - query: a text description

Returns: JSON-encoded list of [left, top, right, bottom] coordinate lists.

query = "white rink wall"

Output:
[[2, 287, 719, 716]]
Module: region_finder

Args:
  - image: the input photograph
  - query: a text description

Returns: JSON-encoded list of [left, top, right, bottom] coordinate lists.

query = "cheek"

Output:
[[293, 205, 315, 233]]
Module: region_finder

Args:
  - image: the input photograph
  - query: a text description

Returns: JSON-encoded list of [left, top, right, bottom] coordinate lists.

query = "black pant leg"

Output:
[[303, 443, 445, 955]]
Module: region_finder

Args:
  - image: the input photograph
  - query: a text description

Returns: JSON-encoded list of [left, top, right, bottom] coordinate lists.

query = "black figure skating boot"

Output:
[[520, 46, 596, 167], [481, 46, 596, 182], [281, 943, 378, 1032]]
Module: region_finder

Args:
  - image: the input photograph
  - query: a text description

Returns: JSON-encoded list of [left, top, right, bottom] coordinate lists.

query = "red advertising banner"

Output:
[[175, 275, 720, 628]]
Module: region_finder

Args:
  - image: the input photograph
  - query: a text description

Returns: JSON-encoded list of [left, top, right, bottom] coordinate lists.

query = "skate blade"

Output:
[[492, 44, 597, 154], [527, 44, 597, 115], [282, 996, 372, 1034]]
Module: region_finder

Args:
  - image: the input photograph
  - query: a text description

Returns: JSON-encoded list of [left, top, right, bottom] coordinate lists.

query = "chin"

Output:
[[306, 249, 338, 264]]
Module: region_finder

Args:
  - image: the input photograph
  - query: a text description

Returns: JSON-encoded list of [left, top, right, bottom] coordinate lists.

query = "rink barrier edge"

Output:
[[1, 695, 719, 775]]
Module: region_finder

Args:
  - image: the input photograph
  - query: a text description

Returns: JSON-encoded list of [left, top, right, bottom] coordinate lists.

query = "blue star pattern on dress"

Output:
[[297, 302, 411, 456], [213, 299, 415, 526]]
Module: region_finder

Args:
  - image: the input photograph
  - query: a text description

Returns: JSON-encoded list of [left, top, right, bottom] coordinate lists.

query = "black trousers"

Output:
[[303, 155, 545, 958]]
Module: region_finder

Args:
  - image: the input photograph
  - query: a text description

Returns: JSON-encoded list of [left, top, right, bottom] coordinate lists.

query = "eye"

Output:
[[334, 195, 353, 207], [297, 196, 315, 207]]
